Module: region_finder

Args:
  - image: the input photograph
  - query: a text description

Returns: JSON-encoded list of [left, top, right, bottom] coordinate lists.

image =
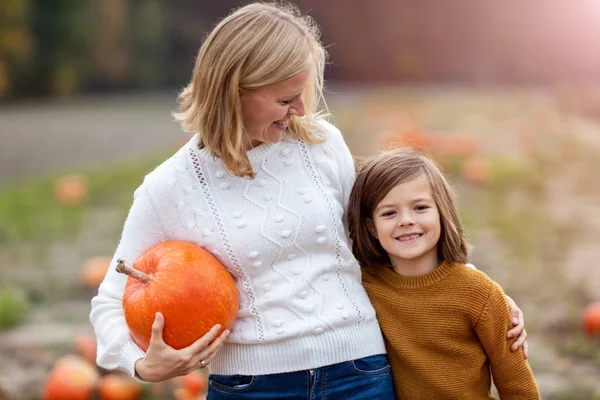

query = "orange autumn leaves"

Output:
[[379, 129, 491, 185]]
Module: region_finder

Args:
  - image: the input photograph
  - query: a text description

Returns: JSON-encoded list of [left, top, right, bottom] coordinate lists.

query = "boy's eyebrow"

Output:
[[411, 197, 434, 203], [374, 197, 434, 211], [374, 202, 395, 212]]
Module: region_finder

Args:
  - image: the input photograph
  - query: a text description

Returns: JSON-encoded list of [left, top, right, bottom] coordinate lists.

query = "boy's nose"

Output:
[[398, 214, 415, 226]]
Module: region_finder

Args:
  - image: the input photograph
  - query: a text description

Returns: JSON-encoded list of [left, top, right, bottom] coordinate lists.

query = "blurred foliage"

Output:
[[0, 286, 29, 329], [0, 0, 251, 99]]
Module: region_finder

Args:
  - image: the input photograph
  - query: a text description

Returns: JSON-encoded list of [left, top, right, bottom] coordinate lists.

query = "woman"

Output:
[[90, 3, 527, 399]]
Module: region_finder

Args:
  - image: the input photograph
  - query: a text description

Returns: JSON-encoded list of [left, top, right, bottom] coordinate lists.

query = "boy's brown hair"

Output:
[[347, 148, 471, 268]]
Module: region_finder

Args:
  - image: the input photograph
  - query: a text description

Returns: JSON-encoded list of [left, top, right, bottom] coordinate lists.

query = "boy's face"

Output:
[[368, 175, 441, 273]]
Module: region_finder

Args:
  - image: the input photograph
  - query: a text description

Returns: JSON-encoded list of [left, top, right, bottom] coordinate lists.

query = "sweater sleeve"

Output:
[[474, 282, 540, 399], [89, 182, 167, 380]]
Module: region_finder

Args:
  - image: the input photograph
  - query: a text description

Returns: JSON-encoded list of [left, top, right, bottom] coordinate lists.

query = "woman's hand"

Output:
[[135, 312, 230, 382], [505, 295, 528, 359]]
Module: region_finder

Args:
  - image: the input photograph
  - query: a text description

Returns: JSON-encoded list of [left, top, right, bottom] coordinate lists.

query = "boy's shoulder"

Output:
[[448, 263, 504, 301], [454, 262, 496, 282]]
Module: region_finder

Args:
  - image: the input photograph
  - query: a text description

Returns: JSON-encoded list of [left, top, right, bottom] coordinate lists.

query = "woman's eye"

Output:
[[280, 100, 293, 105]]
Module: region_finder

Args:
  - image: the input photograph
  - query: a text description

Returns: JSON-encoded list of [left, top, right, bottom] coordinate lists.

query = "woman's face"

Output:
[[239, 69, 310, 149]]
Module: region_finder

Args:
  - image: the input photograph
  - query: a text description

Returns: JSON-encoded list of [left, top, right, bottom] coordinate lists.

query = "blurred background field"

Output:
[[1, 0, 600, 399]]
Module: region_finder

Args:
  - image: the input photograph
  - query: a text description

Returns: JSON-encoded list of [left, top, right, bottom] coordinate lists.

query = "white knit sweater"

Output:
[[90, 120, 386, 377]]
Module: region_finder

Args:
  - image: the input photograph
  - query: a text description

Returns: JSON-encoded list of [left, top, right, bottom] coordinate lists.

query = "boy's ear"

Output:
[[366, 218, 378, 239]]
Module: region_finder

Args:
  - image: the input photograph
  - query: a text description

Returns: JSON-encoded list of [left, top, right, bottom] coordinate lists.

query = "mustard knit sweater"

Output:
[[362, 261, 540, 400]]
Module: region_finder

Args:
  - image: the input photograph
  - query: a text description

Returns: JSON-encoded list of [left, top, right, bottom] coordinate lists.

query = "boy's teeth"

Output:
[[398, 234, 420, 241]]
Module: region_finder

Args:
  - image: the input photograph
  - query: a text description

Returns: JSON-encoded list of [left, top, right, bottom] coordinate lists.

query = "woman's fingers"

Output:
[[507, 313, 524, 338], [143, 320, 231, 378], [505, 296, 525, 339], [149, 312, 167, 347], [185, 328, 230, 371], [188, 324, 223, 355], [504, 295, 528, 358], [511, 328, 528, 352]]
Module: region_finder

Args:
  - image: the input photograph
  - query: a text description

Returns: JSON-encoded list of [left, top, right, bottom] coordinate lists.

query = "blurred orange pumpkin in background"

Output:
[[583, 302, 600, 337], [382, 129, 431, 151], [445, 133, 480, 158], [174, 387, 207, 400], [53, 173, 89, 206], [81, 256, 112, 290], [44, 354, 99, 400], [97, 373, 141, 400], [73, 333, 97, 365], [462, 157, 491, 185], [175, 370, 208, 398], [116, 240, 239, 351]]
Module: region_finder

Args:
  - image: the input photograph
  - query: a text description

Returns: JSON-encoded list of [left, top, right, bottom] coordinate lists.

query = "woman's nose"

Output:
[[290, 98, 305, 117]]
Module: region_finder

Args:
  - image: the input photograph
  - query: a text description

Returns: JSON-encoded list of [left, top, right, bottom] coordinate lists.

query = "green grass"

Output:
[[0, 151, 170, 244], [0, 286, 29, 329]]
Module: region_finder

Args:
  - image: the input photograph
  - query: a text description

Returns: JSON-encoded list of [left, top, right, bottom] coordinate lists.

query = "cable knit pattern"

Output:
[[362, 261, 540, 400], [90, 120, 385, 378]]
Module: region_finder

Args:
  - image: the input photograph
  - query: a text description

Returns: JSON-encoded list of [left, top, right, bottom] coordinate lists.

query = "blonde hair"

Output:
[[173, 2, 328, 178], [348, 148, 471, 268]]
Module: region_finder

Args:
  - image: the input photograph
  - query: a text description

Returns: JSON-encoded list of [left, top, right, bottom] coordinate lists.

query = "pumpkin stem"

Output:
[[115, 259, 152, 284]]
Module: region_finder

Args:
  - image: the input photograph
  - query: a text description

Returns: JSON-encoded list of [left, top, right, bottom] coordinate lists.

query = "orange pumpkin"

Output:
[[74, 333, 97, 365], [177, 370, 208, 396], [53, 173, 89, 206], [81, 256, 112, 290], [116, 240, 239, 351], [174, 388, 200, 400], [390, 129, 431, 151], [97, 373, 141, 400], [462, 157, 491, 185], [44, 354, 99, 400], [445, 133, 479, 158], [583, 302, 600, 337]]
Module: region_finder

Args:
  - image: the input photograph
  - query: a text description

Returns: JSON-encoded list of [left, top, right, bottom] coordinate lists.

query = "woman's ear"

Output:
[[366, 218, 378, 239]]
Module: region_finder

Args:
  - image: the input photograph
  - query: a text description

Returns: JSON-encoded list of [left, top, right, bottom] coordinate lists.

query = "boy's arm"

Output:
[[470, 264, 528, 357], [474, 282, 540, 399]]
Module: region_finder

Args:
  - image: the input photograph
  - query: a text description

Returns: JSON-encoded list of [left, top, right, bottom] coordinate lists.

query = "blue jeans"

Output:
[[206, 354, 394, 400]]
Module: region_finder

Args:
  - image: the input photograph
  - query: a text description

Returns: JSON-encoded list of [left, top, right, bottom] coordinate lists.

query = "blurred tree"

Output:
[[34, 0, 93, 96], [0, 0, 34, 98], [89, 0, 131, 89], [131, 0, 167, 89]]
